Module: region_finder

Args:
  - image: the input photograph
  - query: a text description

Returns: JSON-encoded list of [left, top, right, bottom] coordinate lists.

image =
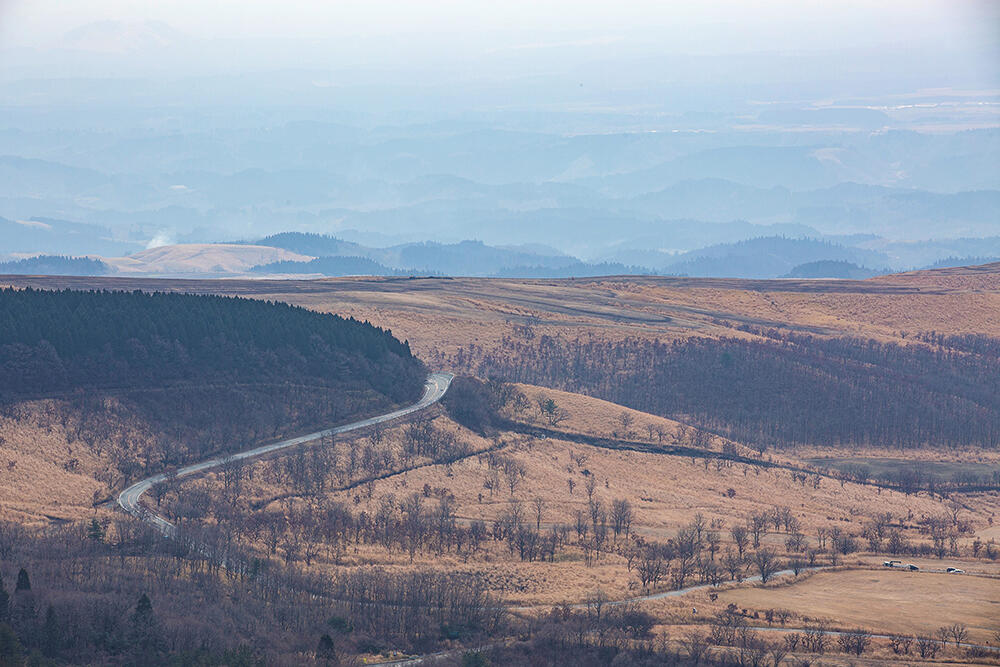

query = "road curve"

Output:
[[118, 372, 453, 535]]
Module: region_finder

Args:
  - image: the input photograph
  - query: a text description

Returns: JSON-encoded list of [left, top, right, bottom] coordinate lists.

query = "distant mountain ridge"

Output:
[[601, 236, 887, 279], [0, 215, 139, 257], [1, 125, 996, 260], [781, 260, 882, 280], [4, 228, 995, 279], [252, 255, 417, 277], [0, 255, 111, 276]]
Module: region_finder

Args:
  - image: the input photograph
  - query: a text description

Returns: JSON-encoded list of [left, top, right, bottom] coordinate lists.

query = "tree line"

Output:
[[448, 327, 1000, 450]]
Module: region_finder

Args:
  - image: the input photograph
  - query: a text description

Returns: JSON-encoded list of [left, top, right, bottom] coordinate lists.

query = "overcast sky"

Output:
[[3, 1, 997, 58], [0, 1, 997, 120]]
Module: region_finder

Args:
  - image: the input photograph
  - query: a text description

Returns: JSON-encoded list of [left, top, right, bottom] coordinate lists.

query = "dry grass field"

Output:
[[717, 569, 1000, 644], [160, 383, 983, 611], [3, 266, 1000, 664], [102, 243, 312, 275], [0, 400, 121, 522], [6, 264, 1000, 368]]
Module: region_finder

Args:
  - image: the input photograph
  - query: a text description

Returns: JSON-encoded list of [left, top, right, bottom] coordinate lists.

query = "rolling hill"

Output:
[[0, 287, 425, 520], [103, 243, 312, 275]]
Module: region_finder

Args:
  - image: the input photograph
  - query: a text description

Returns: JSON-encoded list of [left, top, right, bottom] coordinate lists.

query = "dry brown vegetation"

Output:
[[103, 243, 313, 275], [0, 401, 110, 522], [6, 267, 1000, 363], [3, 266, 1000, 664], [717, 569, 1000, 644], [154, 382, 995, 614]]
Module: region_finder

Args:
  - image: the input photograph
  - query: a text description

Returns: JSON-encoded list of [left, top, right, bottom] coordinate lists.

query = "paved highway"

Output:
[[118, 372, 453, 535], [115, 370, 999, 663]]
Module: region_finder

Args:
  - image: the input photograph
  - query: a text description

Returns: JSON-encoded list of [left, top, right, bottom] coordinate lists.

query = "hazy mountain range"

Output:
[[12, 230, 998, 280], [2, 21, 997, 278]]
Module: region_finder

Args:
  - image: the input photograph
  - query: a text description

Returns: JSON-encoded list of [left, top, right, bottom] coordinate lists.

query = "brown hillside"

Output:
[[5, 262, 999, 364], [870, 260, 1000, 290], [103, 243, 313, 275]]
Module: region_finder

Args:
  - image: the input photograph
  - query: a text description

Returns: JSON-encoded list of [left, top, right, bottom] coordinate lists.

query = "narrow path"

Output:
[[509, 566, 826, 613], [118, 372, 453, 535]]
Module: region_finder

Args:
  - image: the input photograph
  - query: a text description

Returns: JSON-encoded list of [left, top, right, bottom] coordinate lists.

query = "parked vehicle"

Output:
[[946, 567, 965, 573], [906, 564, 919, 571], [883, 560, 901, 567]]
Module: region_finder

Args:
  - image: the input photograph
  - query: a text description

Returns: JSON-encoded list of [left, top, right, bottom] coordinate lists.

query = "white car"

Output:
[[945, 567, 965, 574]]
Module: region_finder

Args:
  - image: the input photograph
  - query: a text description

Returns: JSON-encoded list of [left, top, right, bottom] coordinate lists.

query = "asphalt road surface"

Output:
[[114, 370, 999, 662], [118, 372, 453, 535]]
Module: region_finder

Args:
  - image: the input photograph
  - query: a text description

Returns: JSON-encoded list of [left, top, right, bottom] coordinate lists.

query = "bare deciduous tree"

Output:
[[752, 548, 780, 583], [730, 525, 749, 559], [532, 496, 545, 531]]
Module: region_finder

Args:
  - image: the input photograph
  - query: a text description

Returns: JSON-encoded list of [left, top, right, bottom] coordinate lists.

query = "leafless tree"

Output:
[[752, 548, 780, 583], [837, 628, 872, 656], [768, 642, 789, 667], [532, 496, 545, 531], [721, 548, 745, 582], [680, 631, 710, 665], [803, 624, 828, 654], [942, 623, 968, 648], [483, 469, 500, 497], [780, 530, 800, 553], [573, 509, 589, 540], [617, 411, 635, 438], [692, 513, 706, 544], [610, 499, 633, 538], [916, 636, 939, 658], [748, 512, 768, 548], [705, 530, 720, 561], [888, 633, 913, 655], [502, 457, 526, 496], [730, 525, 749, 559]]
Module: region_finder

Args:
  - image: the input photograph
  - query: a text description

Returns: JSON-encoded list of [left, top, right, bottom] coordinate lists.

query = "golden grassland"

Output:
[[3, 266, 1000, 660], [166, 384, 984, 610], [872, 261, 1000, 290], [789, 444, 1000, 466], [5, 265, 1000, 372], [717, 569, 1000, 644], [103, 243, 313, 275], [0, 400, 112, 522], [234, 275, 1000, 361]]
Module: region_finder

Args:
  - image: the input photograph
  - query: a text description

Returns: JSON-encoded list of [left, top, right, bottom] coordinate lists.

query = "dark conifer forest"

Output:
[[0, 287, 425, 469], [0, 255, 110, 276]]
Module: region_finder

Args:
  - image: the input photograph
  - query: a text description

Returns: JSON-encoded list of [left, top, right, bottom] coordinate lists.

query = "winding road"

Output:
[[117, 371, 999, 662], [118, 372, 453, 535]]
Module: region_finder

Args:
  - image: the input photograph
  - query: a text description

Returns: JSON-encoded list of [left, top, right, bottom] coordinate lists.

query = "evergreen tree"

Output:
[[13, 570, 29, 593], [86, 518, 104, 542], [316, 634, 336, 663], [130, 593, 163, 658], [10, 570, 35, 638]]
